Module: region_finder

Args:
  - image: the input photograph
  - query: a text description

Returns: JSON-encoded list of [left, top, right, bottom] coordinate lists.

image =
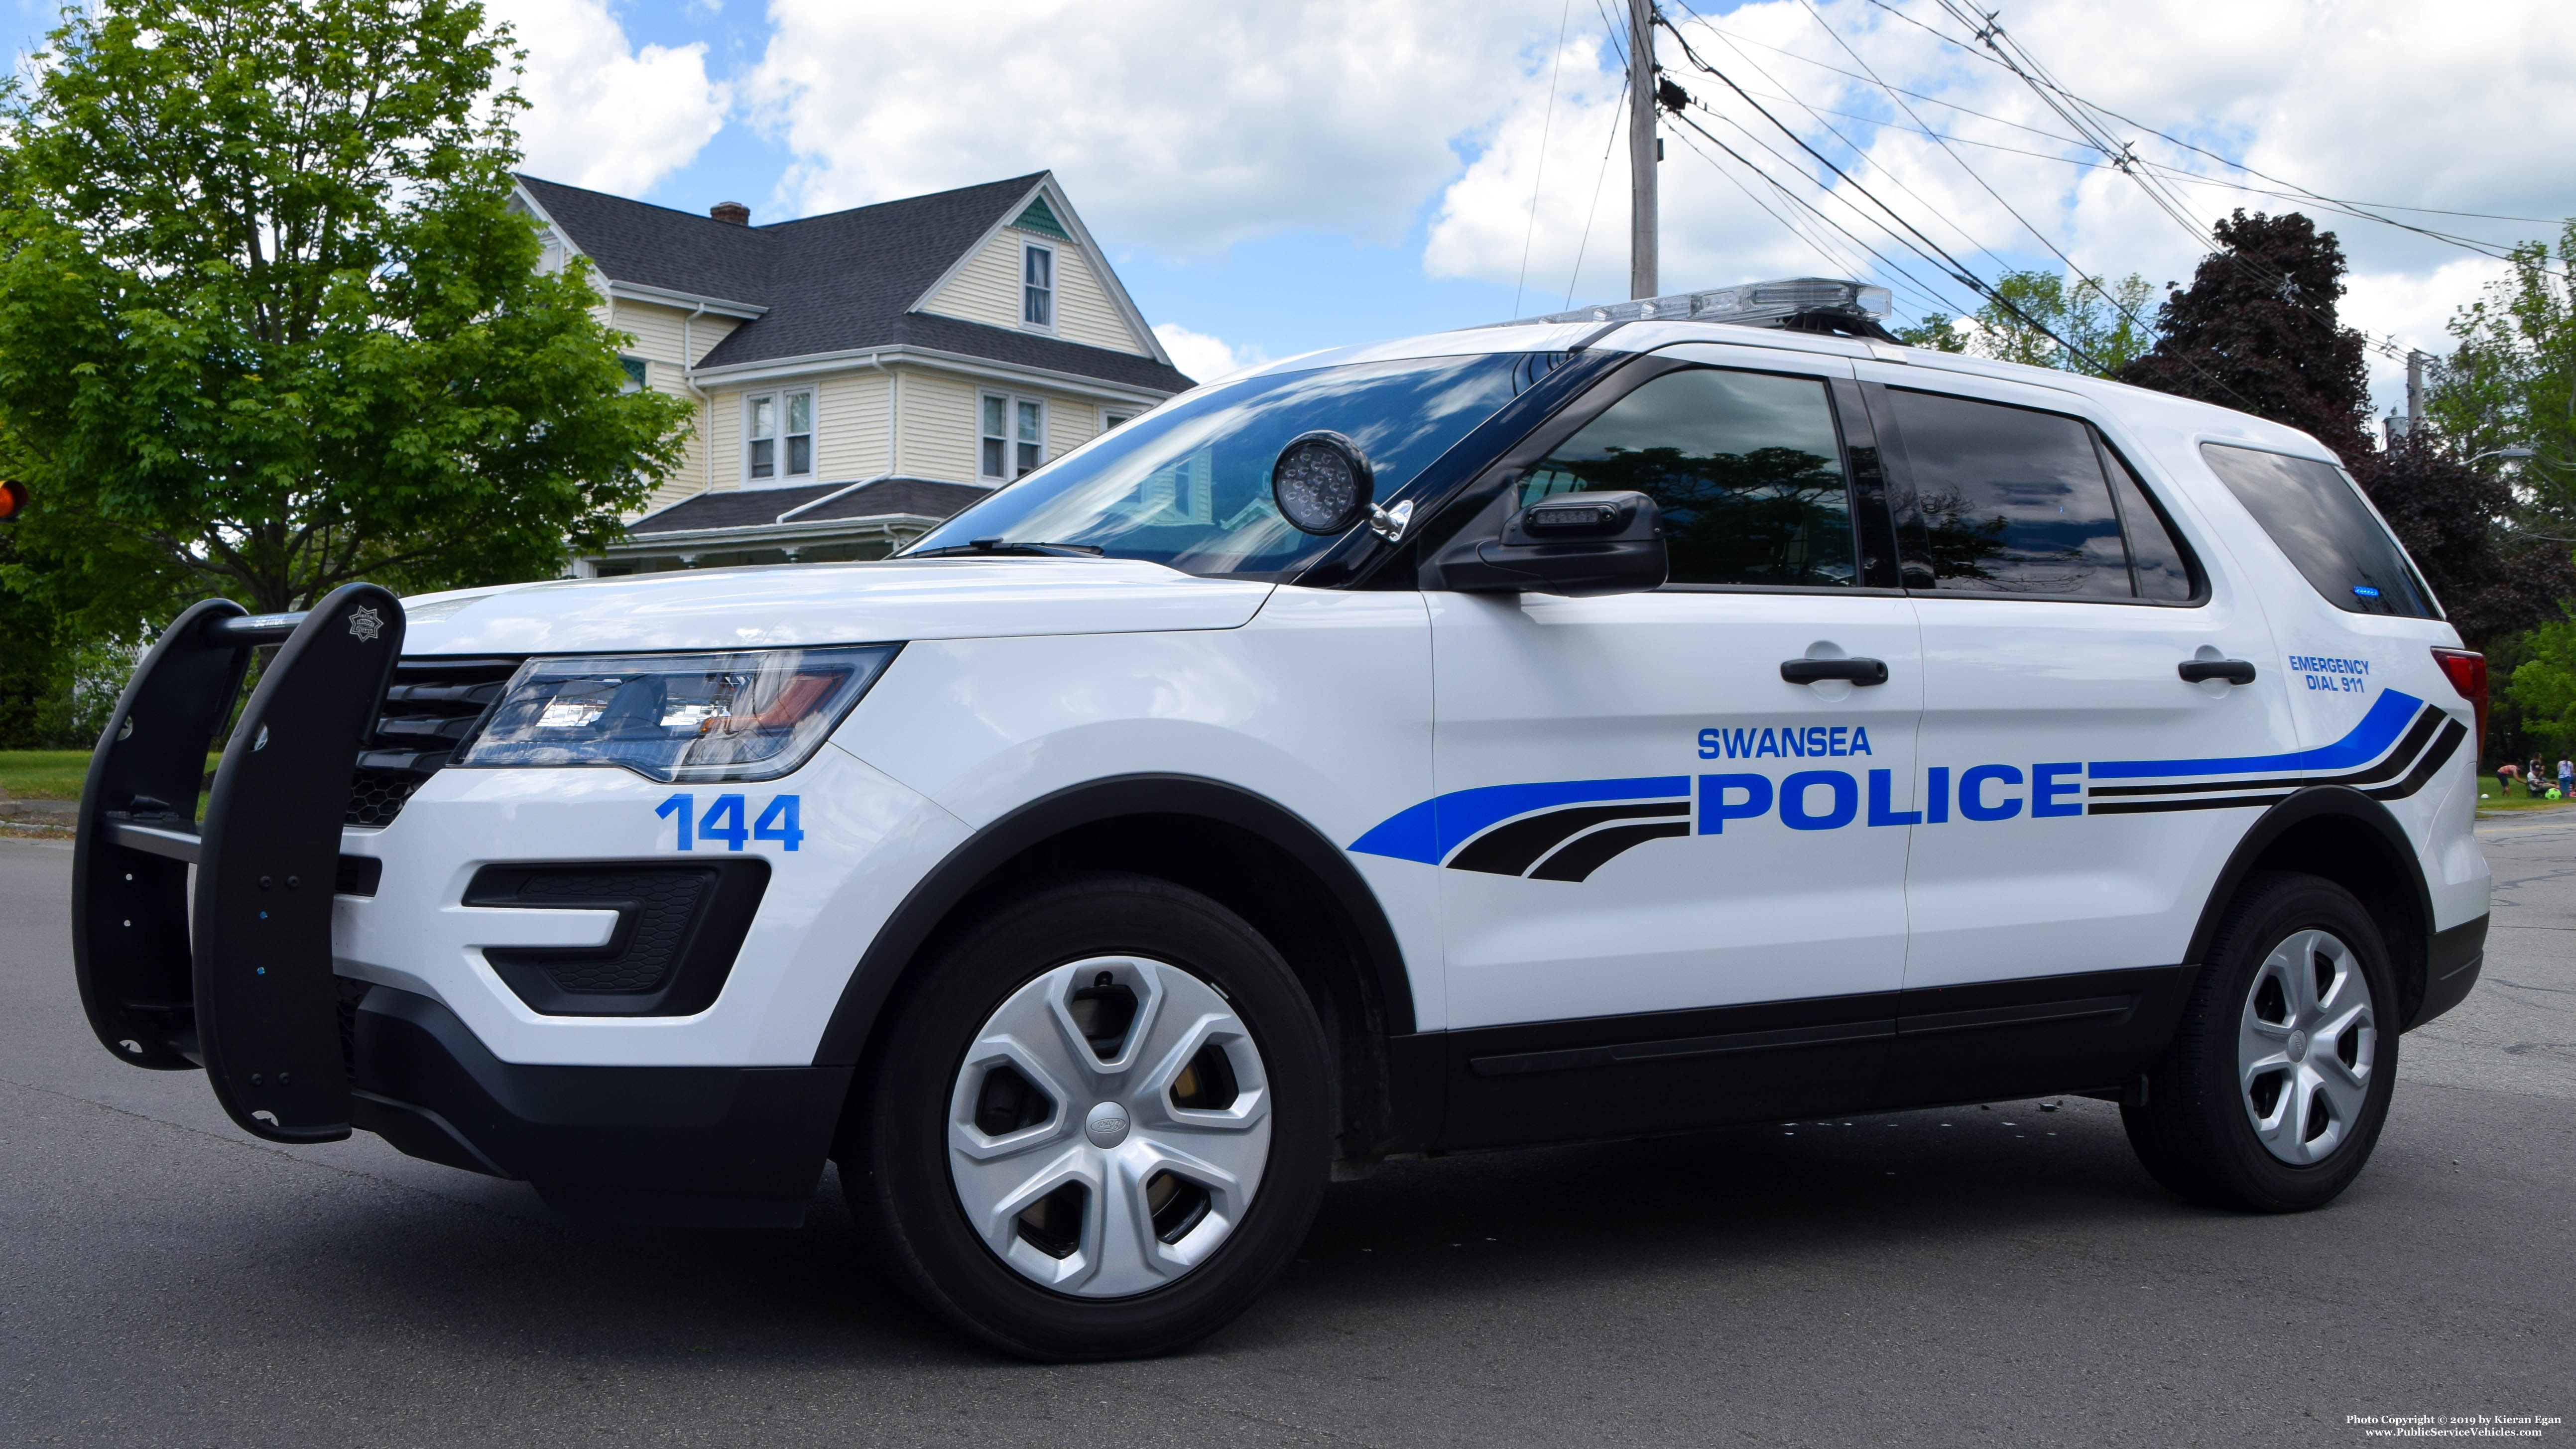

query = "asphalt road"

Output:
[[4, 823, 2571, 1448]]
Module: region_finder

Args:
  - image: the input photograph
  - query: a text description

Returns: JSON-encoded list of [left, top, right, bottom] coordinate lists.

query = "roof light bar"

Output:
[[1486, 276, 1892, 330]]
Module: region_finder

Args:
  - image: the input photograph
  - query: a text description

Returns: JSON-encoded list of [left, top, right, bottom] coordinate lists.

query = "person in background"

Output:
[[2560, 757, 2573, 799], [2499, 760, 2521, 799], [2532, 756, 2550, 797]]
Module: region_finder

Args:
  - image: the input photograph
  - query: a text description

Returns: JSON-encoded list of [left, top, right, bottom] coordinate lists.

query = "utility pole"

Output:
[[1627, 0, 1657, 299], [2405, 349, 2430, 436]]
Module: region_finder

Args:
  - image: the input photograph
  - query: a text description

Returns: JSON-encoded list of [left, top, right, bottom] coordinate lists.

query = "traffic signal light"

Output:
[[0, 481, 24, 520]]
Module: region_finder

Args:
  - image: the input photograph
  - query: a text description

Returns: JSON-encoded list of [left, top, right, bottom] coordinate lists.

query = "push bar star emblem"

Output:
[[346, 605, 383, 643]]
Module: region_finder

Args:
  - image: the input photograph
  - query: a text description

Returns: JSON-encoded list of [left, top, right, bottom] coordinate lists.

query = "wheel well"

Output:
[[2210, 810, 2430, 1026], [855, 810, 1403, 1162]]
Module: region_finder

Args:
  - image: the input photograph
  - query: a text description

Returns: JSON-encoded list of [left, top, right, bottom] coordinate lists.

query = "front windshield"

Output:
[[905, 352, 1546, 579]]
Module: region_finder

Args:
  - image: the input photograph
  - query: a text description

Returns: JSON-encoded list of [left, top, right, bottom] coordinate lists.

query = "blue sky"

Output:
[[11, 0, 2570, 406]]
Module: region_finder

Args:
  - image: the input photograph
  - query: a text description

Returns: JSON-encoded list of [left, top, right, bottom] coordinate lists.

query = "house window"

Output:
[[747, 389, 814, 482], [1101, 408, 1135, 432], [618, 356, 649, 393], [1022, 243, 1054, 329], [982, 394, 1047, 480]]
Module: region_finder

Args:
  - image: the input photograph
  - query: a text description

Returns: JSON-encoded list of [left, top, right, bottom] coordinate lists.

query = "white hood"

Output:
[[398, 558, 1276, 655]]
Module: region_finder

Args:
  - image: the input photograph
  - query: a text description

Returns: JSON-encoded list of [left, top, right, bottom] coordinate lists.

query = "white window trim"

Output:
[[981, 391, 1050, 482], [1099, 405, 1135, 433], [1019, 238, 1057, 335], [742, 386, 818, 486]]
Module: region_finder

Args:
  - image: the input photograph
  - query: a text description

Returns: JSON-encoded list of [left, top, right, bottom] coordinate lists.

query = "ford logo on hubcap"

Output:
[[1084, 1103, 1130, 1147]]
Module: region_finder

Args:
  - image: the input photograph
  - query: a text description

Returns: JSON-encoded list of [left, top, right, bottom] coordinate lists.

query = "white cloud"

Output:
[[493, 0, 730, 195], [1422, 0, 2576, 401], [743, 0, 1565, 256], [1153, 323, 1268, 385]]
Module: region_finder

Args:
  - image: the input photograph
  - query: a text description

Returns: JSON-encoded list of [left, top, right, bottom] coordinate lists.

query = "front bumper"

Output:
[[74, 592, 957, 1219], [349, 982, 849, 1226]]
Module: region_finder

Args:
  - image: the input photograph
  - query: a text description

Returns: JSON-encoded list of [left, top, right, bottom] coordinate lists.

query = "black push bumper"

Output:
[[74, 586, 408, 1142], [70, 586, 844, 1223]]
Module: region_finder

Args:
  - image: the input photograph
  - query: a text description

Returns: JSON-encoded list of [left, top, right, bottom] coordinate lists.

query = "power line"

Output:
[[1665, 106, 1973, 321], [1670, 0, 2017, 284], [1513, 0, 1577, 318], [1656, 19, 2110, 370], [1770, 0, 2221, 394], [1565, 69, 1629, 308]]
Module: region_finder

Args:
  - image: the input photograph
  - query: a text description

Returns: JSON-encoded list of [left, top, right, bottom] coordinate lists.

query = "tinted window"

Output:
[[1887, 389, 2128, 596], [2102, 444, 2197, 601], [2201, 443, 2437, 618], [909, 353, 1539, 580], [1521, 368, 1856, 588]]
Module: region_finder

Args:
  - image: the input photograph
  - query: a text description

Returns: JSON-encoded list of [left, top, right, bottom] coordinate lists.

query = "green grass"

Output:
[[2477, 778, 2576, 811], [0, 749, 221, 803]]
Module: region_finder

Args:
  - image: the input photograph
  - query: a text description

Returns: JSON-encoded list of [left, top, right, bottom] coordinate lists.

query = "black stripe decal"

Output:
[[2089, 792, 2295, 815], [2367, 720, 2465, 801], [2086, 706, 2446, 798], [1448, 801, 1688, 876], [1528, 820, 1692, 882]]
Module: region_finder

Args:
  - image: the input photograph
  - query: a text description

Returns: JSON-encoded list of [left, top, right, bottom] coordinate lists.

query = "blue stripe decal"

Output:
[[2087, 690, 2423, 780], [1349, 775, 1691, 864]]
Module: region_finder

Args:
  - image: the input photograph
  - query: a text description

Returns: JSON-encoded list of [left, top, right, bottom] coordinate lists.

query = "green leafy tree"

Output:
[[0, 0, 691, 635], [2506, 619, 2576, 757], [1891, 312, 1966, 353], [2426, 223, 2576, 533], [1943, 269, 2154, 377]]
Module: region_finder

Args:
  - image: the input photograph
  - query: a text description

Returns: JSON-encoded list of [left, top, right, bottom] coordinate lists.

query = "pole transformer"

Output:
[[1627, 0, 1657, 299]]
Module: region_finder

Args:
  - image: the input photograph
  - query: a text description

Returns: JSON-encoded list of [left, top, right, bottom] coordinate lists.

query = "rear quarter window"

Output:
[[2199, 443, 2438, 618]]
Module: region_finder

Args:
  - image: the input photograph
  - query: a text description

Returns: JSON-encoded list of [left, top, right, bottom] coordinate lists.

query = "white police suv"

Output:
[[73, 278, 2490, 1360]]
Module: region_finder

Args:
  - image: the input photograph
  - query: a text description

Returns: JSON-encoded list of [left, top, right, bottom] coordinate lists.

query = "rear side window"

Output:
[[2200, 444, 2437, 618], [1521, 367, 1856, 588], [2101, 444, 2198, 602], [1884, 389, 2128, 597]]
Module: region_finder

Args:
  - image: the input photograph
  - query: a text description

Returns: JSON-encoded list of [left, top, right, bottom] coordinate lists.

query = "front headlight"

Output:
[[457, 644, 900, 783]]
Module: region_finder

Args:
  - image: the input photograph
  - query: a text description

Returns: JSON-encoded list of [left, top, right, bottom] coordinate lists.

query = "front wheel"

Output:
[[848, 872, 1332, 1360], [2123, 871, 2398, 1212]]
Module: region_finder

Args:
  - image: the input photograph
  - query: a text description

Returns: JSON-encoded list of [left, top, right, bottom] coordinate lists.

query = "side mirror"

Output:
[[1429, 489, 1667, 597]]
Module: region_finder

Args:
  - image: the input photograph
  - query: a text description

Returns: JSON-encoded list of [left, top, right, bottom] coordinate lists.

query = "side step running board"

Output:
[[72, 584, 407, 1143]]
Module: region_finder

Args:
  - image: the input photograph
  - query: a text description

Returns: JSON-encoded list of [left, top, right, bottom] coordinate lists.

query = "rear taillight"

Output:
[[2432, 648, 2487, 757]]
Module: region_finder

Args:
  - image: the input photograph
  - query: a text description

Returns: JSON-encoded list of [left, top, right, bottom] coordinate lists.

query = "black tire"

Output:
[[2122, 870, 2400, 1212], [846, 871, 1332, 1360]]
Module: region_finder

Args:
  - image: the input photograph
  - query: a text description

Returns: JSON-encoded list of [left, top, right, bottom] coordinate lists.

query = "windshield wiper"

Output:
[[904, 537, 1106, 559]]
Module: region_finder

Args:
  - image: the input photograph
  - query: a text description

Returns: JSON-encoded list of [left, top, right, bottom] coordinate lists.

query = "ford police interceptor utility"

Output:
[[71, 278, 2490, 1360]]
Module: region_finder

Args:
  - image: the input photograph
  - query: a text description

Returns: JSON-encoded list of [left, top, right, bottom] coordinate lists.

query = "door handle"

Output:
[[1781, 657, 1890, 686], [2178, 659, 2258, 685]]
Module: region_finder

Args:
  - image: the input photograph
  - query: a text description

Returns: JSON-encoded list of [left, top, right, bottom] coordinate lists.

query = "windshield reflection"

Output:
[[904, 353, 1546, 580]]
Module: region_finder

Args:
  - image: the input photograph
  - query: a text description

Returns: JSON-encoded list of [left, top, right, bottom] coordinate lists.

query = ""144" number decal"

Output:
[[656, 793, 802, 851]]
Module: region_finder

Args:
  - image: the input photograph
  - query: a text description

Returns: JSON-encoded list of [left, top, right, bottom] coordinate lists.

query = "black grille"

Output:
[[346, 657, 521, 827]]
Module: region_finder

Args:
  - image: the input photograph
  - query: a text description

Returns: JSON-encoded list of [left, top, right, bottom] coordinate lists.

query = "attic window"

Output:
[[1012, 195, 1072, 241], [1022, 243, 1054, 329]]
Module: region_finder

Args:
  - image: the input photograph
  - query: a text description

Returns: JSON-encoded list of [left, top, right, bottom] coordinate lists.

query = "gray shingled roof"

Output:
[[626, 478, 991, 536], [516, 173, 1196, 393]]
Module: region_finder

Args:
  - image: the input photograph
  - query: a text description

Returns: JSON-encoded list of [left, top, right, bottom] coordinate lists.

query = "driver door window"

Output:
[[1522, 368, 1858, 588]]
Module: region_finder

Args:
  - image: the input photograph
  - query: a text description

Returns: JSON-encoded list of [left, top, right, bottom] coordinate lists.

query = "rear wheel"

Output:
[[848, 872, 1331, 1360], [2123, 871, 2397, 1211]]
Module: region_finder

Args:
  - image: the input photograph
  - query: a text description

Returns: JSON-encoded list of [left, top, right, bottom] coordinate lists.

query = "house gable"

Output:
[[912, 177, 1167, 364]]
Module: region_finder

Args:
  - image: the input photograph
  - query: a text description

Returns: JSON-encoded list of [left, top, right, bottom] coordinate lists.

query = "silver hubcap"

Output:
[[946, 956, 1271, 1297], [2239, 928, 2376, 1165]]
